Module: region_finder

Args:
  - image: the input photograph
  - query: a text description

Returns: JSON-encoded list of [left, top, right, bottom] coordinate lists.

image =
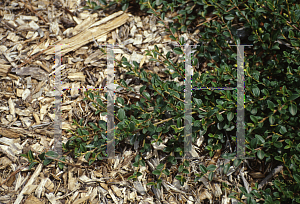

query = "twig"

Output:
[[0, 162, 29, 188], [44, 155, 87, 168], [64, 7, 75, 18], [10, 46, 52, 73], [196, 0, 248, 27], [196, 16, 218, 28], [26, 32, 48, 58], [0, 20, 14, 31], [22, 0, 48, 23], [258, 165, 283, 190]]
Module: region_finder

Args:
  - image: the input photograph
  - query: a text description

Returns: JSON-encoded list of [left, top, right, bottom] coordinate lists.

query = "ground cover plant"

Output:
[[22, 0, 300, 203]]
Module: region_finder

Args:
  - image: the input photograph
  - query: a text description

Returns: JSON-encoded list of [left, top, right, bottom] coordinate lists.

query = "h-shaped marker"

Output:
[[174, 43, 255, 161]]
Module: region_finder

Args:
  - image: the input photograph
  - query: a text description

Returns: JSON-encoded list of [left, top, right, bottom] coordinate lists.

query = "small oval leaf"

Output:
[[118, 109, 126, 121], [289, 103, 297, 116], [257, 150, 264, 160]]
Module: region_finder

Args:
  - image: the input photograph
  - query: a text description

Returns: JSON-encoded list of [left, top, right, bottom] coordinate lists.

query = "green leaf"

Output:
[[162, 169, 170, 175], [58, 157, 65, 170], [98, 120, 106, 130], [128, 175, 136, 180], [175, 147, 182, 152], [161, 12, 165, 20], [133, 61, 139, 68], [181, 25, 187, 32], [85, 152, 91, 161], [239, 186, 248, 194], [20, 153, 28, 159], [129, 122, 135, 132], [135, 155, 141, 163], [257, 150, 264, 160], [38, 152, 45, 160], [82, 129, 89, 135], [193, 98, 202, 107], [272, 44, 280, 50], [234, 159, 242, 167], [252, 87, 260, 97], [156, 163, 164, 170], [207, 164, 216, 171], [90, 1, 97, 8], [147, 182, 156, 186], [250, 137, 258, 149], [228, 192, 237, 198], [225, 15, 235, 20], [80, 143, 86, 152], [178, 165, 184, 172], [156, 126, 163, 132], [120, 79, 128, 87], [152, 170, 161, 175], [274, 141, 283, 148], [79, 118, 84, 126], [223, 31, 231, 38], [173, 47, 183, 55], [122, 3, 129, 11], [170, 35, 176, 41], [167, 156, 175, 162], [88, 122, 99, 131], [227, 112, 234, 121], [116, 97, 124, 105], [251, 107, 258, 115], [293, 174, 300, 183], [89, 159, 95, 165], [208, 171, 214, 181], [256, 8, 266, 13], [269, 115, 275, 125], [139, 160, 145, 166], [170, 27, 176, 35], [183, 169, 189, 174], [28, 150, 34, 161], [143, 92, 151, 100], [148, 124, 156, 133], [224, 163, 230, 174], [89, 92, 94, 100], [288, 94, 300, 101], [118, 109, 126, 121], [222, 152, 236, 160], [216, 113, 224, 122], [133, 162, 139, 167], [179, 37, 185, 45], [289, 103, 297, 116], [267, 100, 275, 110], [46, 151, 59, 158], [183, 160, 189, 167], [275, 156, 283, 162], [175, 175, 182, 180], [77, 128, 83, 136], [255, 135, 265, 144], [279, 126, 287, 134], [156, 0, 162, 5], [43, 158, 53, 166], [28, 162, 38, 170], [250, 115, 258, 123], [98, 0, 107, 5], [139, 85, 147, 95], [289, 30, 295, 38], [166, 51, 171, 59]]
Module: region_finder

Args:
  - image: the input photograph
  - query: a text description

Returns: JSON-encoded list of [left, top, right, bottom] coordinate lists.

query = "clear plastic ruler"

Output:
[[53, 45, 65, 156]]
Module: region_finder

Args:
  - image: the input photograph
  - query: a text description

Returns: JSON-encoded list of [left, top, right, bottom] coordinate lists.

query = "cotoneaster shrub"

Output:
[[21, 0, 300, 203]]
